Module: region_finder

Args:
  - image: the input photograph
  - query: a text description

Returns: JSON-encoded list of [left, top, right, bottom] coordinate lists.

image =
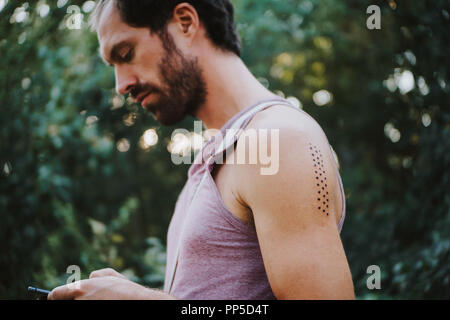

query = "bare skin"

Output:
[[48, 1, 354, 300]]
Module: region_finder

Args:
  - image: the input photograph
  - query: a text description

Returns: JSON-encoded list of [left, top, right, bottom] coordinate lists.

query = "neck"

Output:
[[195, 51, 279, 130]]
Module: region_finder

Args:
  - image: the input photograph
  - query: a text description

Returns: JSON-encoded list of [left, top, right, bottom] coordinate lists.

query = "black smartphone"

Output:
[[28, 286, 51, 300]]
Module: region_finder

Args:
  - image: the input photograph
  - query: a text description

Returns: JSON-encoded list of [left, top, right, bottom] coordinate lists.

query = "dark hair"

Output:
[[91, 0, 241, 57]]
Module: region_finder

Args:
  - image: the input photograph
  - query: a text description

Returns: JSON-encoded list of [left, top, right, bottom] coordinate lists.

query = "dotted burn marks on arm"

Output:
[[309, 143, 329, 216]]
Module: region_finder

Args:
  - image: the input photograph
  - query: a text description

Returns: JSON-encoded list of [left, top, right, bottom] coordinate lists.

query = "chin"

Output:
[[145, 100, 189, 126]]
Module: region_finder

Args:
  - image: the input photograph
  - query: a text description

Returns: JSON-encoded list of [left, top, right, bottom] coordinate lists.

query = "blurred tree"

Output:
[[0, 0, 448, 299]]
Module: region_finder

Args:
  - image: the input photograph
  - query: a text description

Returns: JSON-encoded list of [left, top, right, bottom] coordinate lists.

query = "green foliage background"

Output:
[[1, 0, 449, 299]]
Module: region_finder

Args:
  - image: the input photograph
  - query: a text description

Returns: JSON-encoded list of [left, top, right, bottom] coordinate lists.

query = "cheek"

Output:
[[134, 47, 161, 83]]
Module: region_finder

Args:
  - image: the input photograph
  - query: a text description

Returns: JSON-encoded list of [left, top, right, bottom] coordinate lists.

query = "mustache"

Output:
[[130, 83, 159, 100]]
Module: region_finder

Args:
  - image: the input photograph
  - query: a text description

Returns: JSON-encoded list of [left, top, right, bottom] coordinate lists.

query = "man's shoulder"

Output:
[[243, 103, 329, 149], [234, 103, 344, 229], [233, 102, 340, 199]]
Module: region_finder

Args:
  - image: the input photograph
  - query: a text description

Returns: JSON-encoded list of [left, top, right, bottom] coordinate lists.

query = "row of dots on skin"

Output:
[[309, 143, 329, 216]]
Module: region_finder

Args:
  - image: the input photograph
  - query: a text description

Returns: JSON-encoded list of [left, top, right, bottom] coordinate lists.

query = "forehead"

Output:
[[97, 2, 149, 60]]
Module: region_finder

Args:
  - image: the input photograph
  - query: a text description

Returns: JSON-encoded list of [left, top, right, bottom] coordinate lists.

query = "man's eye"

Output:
[[121, 49, 133, 62]]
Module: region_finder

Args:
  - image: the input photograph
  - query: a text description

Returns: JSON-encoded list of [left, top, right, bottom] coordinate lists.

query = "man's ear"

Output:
[[172, 3, 200, 40]]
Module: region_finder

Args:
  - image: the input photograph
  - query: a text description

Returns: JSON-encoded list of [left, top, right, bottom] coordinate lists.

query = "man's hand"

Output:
[[48, 268, 174, 300], [89, 267, 128, 280]]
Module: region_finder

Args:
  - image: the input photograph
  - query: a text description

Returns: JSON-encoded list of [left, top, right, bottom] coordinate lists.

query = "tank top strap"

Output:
[[209, 98, 296, 163]]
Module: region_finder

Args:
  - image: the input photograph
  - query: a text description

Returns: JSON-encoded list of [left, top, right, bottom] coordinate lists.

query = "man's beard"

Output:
[[139, 31, 207, 126]]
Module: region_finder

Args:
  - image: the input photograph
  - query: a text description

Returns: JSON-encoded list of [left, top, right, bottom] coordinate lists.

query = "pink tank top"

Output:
[[163, 98, 346, 299]]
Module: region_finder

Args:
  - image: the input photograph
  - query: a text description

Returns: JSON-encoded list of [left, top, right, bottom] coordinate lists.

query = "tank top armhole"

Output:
[[207, 99, 347, 233]]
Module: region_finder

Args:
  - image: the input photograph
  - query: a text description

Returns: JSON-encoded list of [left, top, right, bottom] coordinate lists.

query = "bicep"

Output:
[[254, 208, 354, 299], [239, 129, 354, 299]]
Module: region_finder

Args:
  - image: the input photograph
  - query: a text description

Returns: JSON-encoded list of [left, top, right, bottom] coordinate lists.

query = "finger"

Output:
[[89, 268, 127, 279], [47, 282, 83, 300]]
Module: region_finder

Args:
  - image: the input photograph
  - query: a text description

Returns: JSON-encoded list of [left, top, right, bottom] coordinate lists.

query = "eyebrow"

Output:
[[100, 40, 135, 66]]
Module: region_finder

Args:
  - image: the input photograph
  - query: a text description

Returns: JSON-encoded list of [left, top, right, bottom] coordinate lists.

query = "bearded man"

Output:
[[49, 0, 354, 300]]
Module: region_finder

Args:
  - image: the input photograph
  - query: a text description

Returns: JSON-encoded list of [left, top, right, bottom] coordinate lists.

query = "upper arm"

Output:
[[236, 109, 354, 299]]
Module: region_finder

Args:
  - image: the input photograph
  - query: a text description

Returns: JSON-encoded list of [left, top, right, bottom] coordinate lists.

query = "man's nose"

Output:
[[115, 66, 137, 95]]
